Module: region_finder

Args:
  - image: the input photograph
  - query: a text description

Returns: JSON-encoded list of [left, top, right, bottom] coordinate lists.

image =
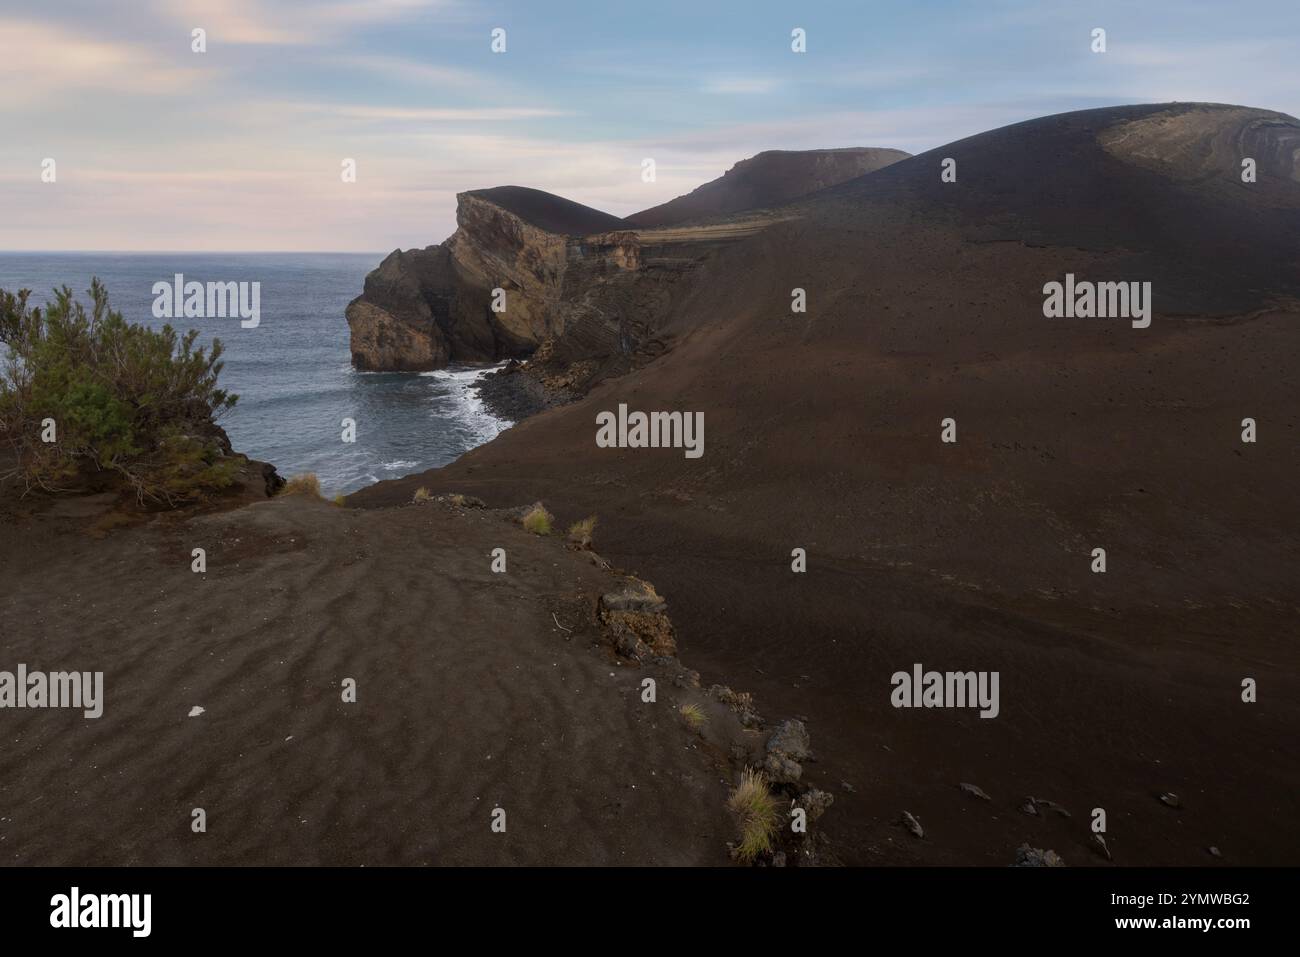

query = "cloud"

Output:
[[156, 0, 457, 46], [0, 19, 206, 102], [284, 103, 569, 123], [335, 54, 484, 89], [703, 77, 779, 95]]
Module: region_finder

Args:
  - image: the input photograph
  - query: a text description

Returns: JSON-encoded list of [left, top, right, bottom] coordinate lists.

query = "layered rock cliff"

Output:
[[346, 189, 771, 385], [346, 148, 910, 398]]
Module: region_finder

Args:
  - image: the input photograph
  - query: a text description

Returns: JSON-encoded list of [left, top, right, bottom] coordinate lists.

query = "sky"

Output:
[[1, 0, 1297, 252]]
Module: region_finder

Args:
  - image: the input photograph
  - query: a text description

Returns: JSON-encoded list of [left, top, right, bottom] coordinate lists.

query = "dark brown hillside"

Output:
[[628, 147, 910, 227], [353, 103, 1300, 865]]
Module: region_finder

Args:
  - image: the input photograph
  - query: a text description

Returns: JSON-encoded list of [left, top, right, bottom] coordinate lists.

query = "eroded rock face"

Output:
[[347, 298, 447, 372], [344, 161, 851, 381], [346, 189, 646, 374], [345, 147, 915, 382], [345, 243, 497, 372], [446, 191, 571, 351], [346, 149, 907, 387]]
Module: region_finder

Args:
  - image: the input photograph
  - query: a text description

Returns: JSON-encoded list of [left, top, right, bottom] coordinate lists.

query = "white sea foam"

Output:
[[421, 362, 513, 444]]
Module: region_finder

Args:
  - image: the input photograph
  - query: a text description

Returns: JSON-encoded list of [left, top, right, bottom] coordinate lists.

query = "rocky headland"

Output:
[[345, 148, 914, 418]]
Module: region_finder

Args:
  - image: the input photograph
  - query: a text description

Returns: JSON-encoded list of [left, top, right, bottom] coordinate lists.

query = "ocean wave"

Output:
[[420, 363, 513, 442]]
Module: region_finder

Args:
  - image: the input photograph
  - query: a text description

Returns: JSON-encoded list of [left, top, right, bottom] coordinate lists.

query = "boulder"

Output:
[[766, 719, 811, 762], [600, 578, 667, 614], [1014, 844, 1066, 867]]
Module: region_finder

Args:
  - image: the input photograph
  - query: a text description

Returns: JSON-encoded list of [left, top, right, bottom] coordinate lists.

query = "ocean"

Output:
[[0, 253, 510, 495]]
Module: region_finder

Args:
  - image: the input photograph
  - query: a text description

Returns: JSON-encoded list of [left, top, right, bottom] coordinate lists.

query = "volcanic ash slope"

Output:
[[352, 103, 1300, 866]]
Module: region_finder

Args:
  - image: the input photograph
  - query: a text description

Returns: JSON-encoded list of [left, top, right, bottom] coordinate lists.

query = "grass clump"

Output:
[[412, 486, 432, 504], [331, 493, 346, 507], [280, 473, 322, 498], [0, 280, 239, 504], [521, 503, 553, 536], [727, 767, 779, 864], [567, 515, 597, 548], [679, 702, 706, 731]]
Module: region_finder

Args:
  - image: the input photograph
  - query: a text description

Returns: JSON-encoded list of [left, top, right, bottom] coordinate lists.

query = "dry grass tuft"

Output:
[[522, 503, 553, 535], [280, 474, 322, 498], [679, 702, 707, 731], [727, 767, 779, 863], [412, 486, 432, 504], [567, 515, 597, 548]]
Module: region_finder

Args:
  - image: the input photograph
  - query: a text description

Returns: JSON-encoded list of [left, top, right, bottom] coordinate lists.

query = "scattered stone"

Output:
[[766, 719, 811, 762], [601, 607, 676, 660], [762, 719, 811, 784], [612, 631, 650, 661], [1020, 797, 1040, 816], [1207, 846, 1221, 858], [673, 670, 701, 689], [1158, 792, 1181, 809], [900, 811, 924, 839], [959, 782, 991, 801], [188, 706, 204, 718], [708, 685, 763, 727], [793, 789, 834, 825], [1091, 833, 1112, 861], [1034, 798, 1072, 818], [599, 578, 667, 614], [443, 493, 486, 509], [770, 851, 787, 868], [841, 781, 857, 794], [1014, 843, 1065, 867], [763, 752, 802, 784]]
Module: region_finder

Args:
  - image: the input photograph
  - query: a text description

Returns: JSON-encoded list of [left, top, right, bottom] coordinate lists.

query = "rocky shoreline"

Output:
[[471, 360, 575, 423]]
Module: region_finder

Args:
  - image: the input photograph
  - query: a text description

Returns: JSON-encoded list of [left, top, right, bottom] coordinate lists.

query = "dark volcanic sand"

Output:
[[0, 496, 739, 865], [352, 104, 1300, 865]]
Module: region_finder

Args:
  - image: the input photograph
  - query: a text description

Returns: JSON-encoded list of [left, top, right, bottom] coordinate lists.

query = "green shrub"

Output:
[[0, 280, 238, 504]]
